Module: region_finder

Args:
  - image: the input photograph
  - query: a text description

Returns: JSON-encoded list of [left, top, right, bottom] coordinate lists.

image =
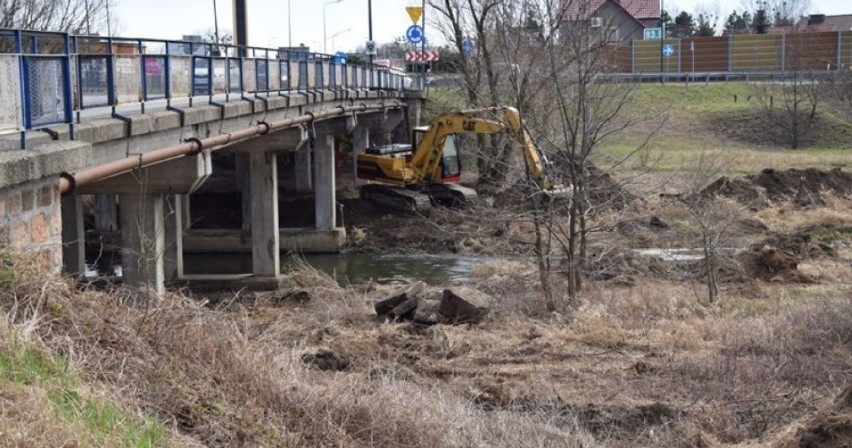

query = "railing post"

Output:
[[837, 31, 842, 70], [631, 38, 635, 74], [62, 33, 75, 139], [727, 34, 733, 77], [14, 30, 27, 148]]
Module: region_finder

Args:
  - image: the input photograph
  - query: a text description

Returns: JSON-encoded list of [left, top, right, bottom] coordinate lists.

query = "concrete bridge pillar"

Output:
[[294, 145, 312, 193], [352, 123, 369, 186], [120, 193, 165, 296], [61, 194, 85, 276], [236, 154, 252, 235], [94, 194, 117, 231], [249, 151, 280, 277], [313, 134, 336, 230], [77, 152, 212, 295], [163, 194, 184, 281]]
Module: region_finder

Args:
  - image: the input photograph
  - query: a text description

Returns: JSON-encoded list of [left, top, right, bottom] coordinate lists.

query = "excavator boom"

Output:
[[356, 106, 565, 211]]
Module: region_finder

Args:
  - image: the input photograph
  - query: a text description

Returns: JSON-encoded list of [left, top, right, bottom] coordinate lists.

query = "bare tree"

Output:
[[752, 31, 820, 149], [431, 0, 660, 312], [677, 153, 745, 303], [429, 0, 522, 188], [739, 0, 812, 26], [825, 69, 852, 122], [1, 0, 117, 35]]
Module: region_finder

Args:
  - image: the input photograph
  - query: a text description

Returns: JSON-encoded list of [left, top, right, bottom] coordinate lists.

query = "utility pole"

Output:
[[213, 0, 220, 53], [660, 0, 664, 84], [233, 0, 248, 56], [368, 0, 374, 64]]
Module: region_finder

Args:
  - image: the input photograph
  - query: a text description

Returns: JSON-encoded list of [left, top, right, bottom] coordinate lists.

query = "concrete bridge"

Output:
[[0, 29, 423, 295]]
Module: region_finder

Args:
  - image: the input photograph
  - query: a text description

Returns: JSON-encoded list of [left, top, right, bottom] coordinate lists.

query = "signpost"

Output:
[[644, 27, 662, 40], [462, 39, 474, 55], [406, 25, 423, 44], [406, 6, 423, 24], [405, 51, 439, 62]]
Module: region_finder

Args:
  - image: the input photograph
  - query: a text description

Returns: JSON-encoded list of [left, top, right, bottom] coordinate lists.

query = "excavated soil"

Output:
[[701, 167, 852, 208]]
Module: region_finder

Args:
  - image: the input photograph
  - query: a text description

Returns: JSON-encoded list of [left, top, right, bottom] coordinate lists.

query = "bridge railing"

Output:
[[0, 29, 412, 148]]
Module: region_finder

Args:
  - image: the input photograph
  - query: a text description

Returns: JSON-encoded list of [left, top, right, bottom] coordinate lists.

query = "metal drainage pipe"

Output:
[[59, 101, 403, 194]]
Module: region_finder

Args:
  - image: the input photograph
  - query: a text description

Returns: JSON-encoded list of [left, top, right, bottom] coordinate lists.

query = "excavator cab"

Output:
[[412, 127, 461, 183]]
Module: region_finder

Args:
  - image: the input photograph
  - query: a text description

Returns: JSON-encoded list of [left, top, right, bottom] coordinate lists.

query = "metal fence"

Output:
[[612, 30, 852, 74], [0, 28, 412, 148]]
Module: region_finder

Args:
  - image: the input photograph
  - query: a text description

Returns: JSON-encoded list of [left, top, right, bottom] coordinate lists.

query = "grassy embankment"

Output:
[[426, 82, 852, 174], [1, 82, 850, 447]]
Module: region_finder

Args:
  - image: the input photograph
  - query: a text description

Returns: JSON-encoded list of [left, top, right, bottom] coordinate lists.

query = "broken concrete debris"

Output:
[[374, 282, 495, 325]]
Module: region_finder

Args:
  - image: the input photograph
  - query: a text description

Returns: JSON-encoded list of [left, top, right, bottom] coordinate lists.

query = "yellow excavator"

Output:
[[356, 106, 565, 211]]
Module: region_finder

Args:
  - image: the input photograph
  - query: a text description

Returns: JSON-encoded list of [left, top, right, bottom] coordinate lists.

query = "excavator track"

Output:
[[360, 184, 433, 212], [424, 183, 478, 207]]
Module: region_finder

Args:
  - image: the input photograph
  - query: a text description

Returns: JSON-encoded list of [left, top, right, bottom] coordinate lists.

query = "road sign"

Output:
[[406, 25, 423, 44], [365, 40, 377, 56], [462, 40, 474, 55], [334, 51, 347, 65], [406, 6, 423, 24], [662, 44, 674, 57], [644, 27, 662, 40], [406, 51, 439, 62]]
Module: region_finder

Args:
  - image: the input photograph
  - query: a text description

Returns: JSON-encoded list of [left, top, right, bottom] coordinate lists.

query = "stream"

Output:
[[181, 252, 492, 285]]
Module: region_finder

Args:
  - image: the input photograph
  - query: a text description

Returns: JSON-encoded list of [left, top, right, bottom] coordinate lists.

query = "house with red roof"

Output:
[[561, 0, 661, 42]]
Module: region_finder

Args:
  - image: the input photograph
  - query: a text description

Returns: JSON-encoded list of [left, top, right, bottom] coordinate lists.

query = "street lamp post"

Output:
[[329, 28, 351, 51], [288, 0, 292, 49], [323, 0, 343, 54]]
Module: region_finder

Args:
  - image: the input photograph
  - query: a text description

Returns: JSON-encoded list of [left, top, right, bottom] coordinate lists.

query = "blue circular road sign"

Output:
[[462, 40, 474, 55], [662, 44, 674, 57], [406, 25, 424, 44]]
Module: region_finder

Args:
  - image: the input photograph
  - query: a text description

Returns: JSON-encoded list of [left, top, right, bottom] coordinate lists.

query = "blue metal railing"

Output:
[[0, 28, 413, 149]]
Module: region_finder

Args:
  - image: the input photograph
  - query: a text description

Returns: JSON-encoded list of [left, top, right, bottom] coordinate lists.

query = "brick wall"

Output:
[[0, 177, 63, 273]]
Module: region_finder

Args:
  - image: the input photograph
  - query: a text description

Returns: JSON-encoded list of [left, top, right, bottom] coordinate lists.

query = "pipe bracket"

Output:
[[59, 172, 76, 196], [185, 137, 204, 155]]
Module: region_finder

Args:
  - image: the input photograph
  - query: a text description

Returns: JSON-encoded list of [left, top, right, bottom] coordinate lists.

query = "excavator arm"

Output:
[[356, 106, 565, 211], [408, 107, 555, 190]]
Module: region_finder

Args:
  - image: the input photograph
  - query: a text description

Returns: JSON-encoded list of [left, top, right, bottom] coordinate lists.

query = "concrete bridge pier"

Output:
[[94, 194, 118, 232], [76, 152, 212, 295], [163, 194, 185, 280], [61, 194, 86, 276], [313, 133, 336, 231], [293, 143, 312, 193], [249, 151, 280, 277]]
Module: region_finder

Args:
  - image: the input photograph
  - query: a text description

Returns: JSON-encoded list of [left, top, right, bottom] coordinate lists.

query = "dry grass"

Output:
[[2, 220, 851, 448]]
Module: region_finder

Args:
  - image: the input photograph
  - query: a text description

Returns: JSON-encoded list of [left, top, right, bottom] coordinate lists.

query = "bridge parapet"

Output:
[[0, 29, 414, 149]]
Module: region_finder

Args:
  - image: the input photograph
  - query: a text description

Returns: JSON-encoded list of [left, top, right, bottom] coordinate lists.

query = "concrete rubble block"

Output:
[[374, 281, 425, 315], [439, 286, 496, 324], [413, 291, 445, 325], [390, 297, 419, 321]]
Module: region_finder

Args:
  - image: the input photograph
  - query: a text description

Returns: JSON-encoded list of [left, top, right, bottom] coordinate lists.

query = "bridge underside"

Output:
[[43, 92, 423, 294]]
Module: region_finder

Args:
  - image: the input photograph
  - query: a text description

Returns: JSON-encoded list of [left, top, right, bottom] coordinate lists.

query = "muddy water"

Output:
[[183, 252, 489, 285]]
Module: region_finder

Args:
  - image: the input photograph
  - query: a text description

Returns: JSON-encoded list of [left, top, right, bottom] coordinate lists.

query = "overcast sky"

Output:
[[113, 0, 851, 53]]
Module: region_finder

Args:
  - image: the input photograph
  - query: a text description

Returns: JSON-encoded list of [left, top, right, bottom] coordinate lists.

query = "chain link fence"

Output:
[[78, 55, 111, 107], [0, 55, 22, 133], [24, 56, 66, 127]]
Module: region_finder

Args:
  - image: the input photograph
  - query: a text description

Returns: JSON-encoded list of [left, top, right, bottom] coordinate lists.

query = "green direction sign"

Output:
[[644, 27, 662, 40]]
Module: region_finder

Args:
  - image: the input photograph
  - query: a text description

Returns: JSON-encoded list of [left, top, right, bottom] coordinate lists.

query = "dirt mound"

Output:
[[739, 244, 815, 283], [754, 168, 852, 205], [771, 385, 852, 448], [700, 176, 768, 207], [493, 164, 635, 211], [702, 168, 852, 208]]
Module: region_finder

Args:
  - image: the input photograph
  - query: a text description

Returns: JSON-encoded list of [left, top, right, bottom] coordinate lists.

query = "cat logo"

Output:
[[462, 120, 475, 131]]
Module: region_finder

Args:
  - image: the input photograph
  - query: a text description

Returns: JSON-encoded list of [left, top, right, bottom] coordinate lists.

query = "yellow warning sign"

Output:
[[406, 6, 423, 24]]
